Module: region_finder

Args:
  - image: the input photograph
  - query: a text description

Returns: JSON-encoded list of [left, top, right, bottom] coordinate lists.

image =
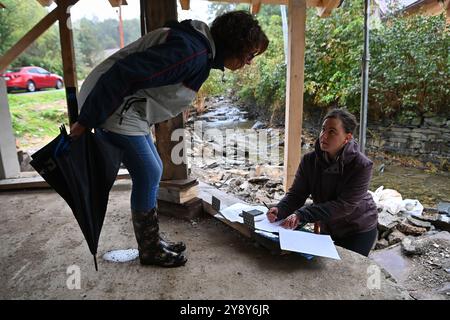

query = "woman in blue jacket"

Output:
[[69, 11, 268, 267]]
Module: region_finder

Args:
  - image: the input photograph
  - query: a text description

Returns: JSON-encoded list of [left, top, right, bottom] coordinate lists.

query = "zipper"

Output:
[[118, 97, 146, 125]]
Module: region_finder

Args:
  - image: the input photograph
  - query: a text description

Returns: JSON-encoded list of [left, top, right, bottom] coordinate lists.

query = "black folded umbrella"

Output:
[[30, 125, 123, 270]]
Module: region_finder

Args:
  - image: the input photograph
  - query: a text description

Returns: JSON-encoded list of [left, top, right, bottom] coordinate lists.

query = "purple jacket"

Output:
[[276, 139, 378, 239]]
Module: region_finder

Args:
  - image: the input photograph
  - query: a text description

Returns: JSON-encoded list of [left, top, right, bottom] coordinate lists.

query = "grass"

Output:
[[8, 90, 69, 149]]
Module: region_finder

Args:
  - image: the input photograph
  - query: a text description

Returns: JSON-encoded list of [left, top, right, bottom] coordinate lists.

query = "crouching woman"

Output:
[[267, 109, 378, 256]]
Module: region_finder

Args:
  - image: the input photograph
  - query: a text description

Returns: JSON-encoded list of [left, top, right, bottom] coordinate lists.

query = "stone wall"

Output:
[[366, 117, 450, 165], [303, 113, 450, 167]]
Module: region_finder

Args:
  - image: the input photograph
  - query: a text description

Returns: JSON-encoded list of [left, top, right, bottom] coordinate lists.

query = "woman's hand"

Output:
[[280, 213, 300, 229], [266, 207, 278, 223], [69, 122, 87, 140]]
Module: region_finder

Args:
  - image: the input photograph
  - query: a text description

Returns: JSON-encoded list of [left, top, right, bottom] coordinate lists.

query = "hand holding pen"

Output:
[[263, 202, 278, 223]]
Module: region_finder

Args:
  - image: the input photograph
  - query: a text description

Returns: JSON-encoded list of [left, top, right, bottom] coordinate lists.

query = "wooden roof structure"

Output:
[[0, 0, 343, 195]]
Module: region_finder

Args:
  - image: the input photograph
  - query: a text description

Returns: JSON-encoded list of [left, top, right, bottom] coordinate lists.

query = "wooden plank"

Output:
[[317, 0, 340, 17], [179, 0, 190, 10], [57, 0, 79, 125], [108, 0, 128, 7], [157, 197, 204, 220], [37, 0, 54, 6], [0, 9, 59, 72], [198, 181, 283, 254], [283, 0, 306, 192], [157, 185, 198, 203], [159, 177, 198, 189], [207, 0, 323, 8], [0, 169, 130, 191]]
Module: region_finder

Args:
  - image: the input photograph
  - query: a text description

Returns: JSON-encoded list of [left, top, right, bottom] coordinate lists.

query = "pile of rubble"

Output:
[[401, 236, 450, 292], [375, 205, 450, 250]]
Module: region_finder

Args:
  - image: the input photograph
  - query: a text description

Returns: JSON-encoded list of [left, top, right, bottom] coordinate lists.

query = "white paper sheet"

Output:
[[279, 229, 341, 260], [218, 203, 286, 233], [219, 203, 268, 223]]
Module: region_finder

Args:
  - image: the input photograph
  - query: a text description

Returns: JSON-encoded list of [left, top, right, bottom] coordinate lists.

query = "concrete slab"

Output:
[[0, 180, 411, 299]]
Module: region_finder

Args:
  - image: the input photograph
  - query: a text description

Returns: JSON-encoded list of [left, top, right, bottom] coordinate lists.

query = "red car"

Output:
[[2, 66, 64, 92]]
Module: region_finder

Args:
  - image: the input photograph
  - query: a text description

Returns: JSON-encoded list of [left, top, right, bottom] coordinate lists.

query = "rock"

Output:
[[375, 239, 389, 250], [432, 215, 450, 232], [274, 192, 284, 201], [424, 117, 447, 127], [397, 222, 427, 236], [378, 210, 401, 232], [388, 229, 406, 245], [437, 202, 450, 215], [401, 237, 426, 256], [265, 180, 282, 188], [17, 150, 34, 172], [414, 213, 439, 223], [254, 165, 283, 180], [239, 181, 249, 190], [254, 190, 271, 204], [406, 216, 432, 229], [248, 177, 270, 184], [251, 121, 265, 130]]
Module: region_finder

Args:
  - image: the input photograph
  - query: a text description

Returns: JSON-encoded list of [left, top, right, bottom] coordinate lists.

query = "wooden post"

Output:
[[179, 0, 190, 10], [143, 0, 188, 181], [251, 0, 262, 14], [0, 78, 20, 179], [143, 0, 200, 218], [57, 0, 79, 126], [283, 0, 306, 192]]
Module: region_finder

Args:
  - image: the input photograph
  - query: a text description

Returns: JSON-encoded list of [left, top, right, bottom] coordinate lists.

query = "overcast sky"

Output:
[[49, 0, 211, 22]]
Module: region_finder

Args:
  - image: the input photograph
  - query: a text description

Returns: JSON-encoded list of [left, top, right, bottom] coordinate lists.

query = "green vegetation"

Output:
[[201, 2, 449, 124], [0, 1, 140, 79], [8, 91, 68, 139]]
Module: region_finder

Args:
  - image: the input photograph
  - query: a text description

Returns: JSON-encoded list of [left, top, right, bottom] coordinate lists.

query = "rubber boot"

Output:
[[155, 210, 186, 253], [131, 208, 187, 267]]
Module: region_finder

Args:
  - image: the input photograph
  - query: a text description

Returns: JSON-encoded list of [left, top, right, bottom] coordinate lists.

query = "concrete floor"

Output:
[[0, 180, 411, 299]]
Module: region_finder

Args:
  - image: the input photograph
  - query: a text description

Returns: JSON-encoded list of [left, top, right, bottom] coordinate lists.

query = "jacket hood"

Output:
[[315, 138, 360, 167]]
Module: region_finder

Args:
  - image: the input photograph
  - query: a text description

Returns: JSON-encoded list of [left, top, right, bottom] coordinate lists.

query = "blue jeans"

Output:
[[96, 129, 162, 211]]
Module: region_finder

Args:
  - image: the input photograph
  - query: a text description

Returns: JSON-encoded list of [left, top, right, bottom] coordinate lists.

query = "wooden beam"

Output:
[[57, 0, 79, 125], [0, 8, 59, 72], [108, 0, 128, 7], [180, 0, 190, 10], [207, 0, 323, 8], [37, 0, 54, 6], [317, 0, 341, 17], [283, 0, 306, 192], [0, 169, 131, 191], [251, 0, 262, 14]]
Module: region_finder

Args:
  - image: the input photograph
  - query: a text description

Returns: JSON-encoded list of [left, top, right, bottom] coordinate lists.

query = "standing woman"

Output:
[[267, 109, 378, 256], [69, 11, 269, 267]]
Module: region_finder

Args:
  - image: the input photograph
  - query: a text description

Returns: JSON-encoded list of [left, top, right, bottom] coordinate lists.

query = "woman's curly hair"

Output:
[[210, 10, 269, 62]]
